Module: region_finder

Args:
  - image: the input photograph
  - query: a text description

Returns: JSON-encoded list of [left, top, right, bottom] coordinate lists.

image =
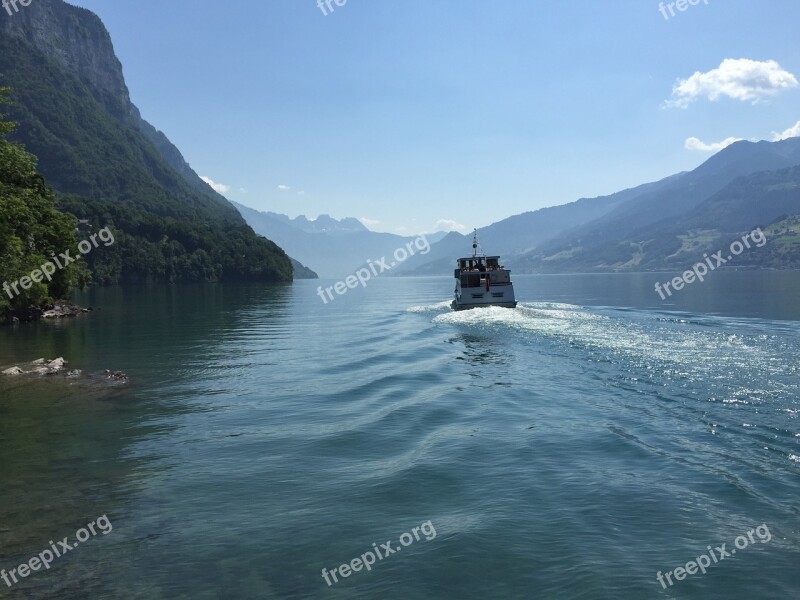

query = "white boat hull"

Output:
[[452, 282, 517, 310]]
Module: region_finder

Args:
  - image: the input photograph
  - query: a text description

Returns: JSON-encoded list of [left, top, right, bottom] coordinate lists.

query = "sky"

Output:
[[67, 0, 800, 236]]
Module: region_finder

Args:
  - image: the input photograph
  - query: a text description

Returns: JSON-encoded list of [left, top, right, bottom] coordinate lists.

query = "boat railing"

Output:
[[457, 271, 513, 288]]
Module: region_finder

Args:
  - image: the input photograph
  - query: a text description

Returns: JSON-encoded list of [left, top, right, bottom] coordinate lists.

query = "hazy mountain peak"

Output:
[[238, 207, 368, 235]]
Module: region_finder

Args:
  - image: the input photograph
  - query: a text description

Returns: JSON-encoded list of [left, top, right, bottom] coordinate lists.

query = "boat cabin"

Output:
[[454, 256, 511, 288], [456, 256, 501, 271]]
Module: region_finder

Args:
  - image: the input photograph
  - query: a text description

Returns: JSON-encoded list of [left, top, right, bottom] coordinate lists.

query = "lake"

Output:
[[1, 272, 799, 599]]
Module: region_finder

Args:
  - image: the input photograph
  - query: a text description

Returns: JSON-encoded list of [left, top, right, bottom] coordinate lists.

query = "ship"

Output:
[[451, 229, 518, 310]]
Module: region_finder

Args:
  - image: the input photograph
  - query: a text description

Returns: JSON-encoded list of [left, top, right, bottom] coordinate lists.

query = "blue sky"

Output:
[[68, 0, 800, 235]]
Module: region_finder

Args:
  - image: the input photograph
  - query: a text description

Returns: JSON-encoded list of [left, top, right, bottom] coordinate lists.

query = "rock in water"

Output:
[[1, 359, 128, 386]]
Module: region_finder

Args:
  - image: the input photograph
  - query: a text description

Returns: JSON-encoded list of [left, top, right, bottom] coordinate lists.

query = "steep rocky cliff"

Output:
[[0, 0, 298, 283], [1, 0, 128, 105]]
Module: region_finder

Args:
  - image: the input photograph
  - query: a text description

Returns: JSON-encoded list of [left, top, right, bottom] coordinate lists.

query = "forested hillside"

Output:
[[0, 1, 293, 285], [0, 89, 87, 322]]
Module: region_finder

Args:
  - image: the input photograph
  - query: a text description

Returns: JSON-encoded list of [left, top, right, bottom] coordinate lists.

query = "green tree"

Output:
[[0, 88, 87, 321]]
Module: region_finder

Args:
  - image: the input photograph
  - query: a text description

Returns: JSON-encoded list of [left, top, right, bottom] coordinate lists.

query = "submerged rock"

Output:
[[102, 370, 129, 384], [0, 358, 127, 386], [24, 356, 68, 375]]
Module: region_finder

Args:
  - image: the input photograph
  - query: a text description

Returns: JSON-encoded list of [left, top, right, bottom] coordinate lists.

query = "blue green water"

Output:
[[1, 273, 799, 599]]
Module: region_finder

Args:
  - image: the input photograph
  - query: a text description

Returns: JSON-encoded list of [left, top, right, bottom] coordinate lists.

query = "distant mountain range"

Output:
[[393, 137, 800, 275], [514, 138, 800, 273], [237, 136, 800, 278], [263, 212, 368, 235], [391, 175, 684, 275], [233, 202, 445, 278]]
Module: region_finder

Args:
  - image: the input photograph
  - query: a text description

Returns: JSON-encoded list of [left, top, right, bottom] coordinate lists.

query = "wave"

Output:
[[427, 301, 798, 409], [405, 300, 453, 313]]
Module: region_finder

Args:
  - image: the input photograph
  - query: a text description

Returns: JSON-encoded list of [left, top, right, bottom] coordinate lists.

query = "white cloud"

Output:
[[277, 184, 291, 191], [238, 187, 248, 194], [434, 219, 469, 234], [772, 120, 800, 141], [666, 59, 798, 108], [200, 176, 230, 194], [359, 217, 381, 228], [685, 136, 743, 152]]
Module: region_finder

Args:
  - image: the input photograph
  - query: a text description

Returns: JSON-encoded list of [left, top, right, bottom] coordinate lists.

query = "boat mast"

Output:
[[471, 228, 482, 258]]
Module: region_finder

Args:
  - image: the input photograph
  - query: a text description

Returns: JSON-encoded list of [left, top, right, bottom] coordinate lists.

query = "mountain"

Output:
[[401, 137, 800, 275], [395, 174, 685, 274], [289, 258, 318, 279], [233, 202, 429, 278], [264, 212, 368, 235], [552, 138, 800, 248], [516, 138, 800, 272], [0, 0, 293, 283]]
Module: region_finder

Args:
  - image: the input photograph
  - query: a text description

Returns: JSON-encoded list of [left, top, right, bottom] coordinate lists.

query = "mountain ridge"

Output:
[[398, 137, 800, 275], [513, 138, 800, 273], [233, 201, 422, 278], [0, 0, 295, 283]]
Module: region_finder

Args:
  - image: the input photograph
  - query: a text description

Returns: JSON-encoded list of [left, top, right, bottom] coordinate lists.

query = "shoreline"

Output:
[[0, 301, 93, 326]]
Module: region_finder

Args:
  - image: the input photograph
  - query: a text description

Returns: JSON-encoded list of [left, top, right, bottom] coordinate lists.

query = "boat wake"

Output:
[[432, 301, 586, 329], [426, 301, 798, 408], [405, 300, 453, 313]]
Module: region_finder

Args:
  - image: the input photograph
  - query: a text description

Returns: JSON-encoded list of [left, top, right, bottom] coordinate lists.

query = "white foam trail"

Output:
[[406, 300, 452, 313], [430, 302, 790, 406]]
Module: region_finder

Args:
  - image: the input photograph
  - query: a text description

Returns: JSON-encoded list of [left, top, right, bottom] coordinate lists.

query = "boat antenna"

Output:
[[471, 228, 483, 258]]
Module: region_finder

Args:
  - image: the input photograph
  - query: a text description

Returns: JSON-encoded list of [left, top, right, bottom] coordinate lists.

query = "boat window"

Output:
[[461, 274, 482, 287]]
